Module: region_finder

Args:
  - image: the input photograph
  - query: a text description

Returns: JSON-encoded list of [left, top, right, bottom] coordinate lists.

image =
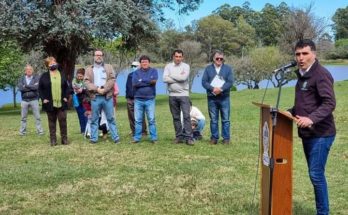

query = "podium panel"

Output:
[[254, 102, 294, 215]]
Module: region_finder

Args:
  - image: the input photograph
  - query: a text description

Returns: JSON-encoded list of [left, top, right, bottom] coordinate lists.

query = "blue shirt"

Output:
[[93, 64, 107, 87], [132, 67, 158, 99]]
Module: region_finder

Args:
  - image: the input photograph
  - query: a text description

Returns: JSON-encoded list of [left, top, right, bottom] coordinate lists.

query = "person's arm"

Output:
[[308, 74, 336, 124], [149, 68, 158, 85], [84, 67, 98, 92], [103, 65, 116, 93], [17, 77, 25, 92], [163, 64, 176, 84], [170, 64, 190, 82], [132, 70, 153, 88], [220, 65, 234, 92], [202, 66, 213, 91]]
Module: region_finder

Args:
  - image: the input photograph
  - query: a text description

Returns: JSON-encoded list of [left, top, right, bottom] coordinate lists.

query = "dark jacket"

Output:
[[17, 74, 40, 101], [125, 72, 134, 99], [290, 60, 336, 138], [38, 70, 70, 112], [132, 68, 158, 100], [202, 63, 234, 97]]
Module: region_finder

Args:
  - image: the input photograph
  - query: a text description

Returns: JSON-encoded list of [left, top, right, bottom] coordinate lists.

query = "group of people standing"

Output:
[[17, 48, 233, 146], [17, 39, 336, 215]]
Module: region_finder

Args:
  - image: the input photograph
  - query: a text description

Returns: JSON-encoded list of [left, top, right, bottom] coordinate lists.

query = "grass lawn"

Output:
[[0, 81, 347, 215]]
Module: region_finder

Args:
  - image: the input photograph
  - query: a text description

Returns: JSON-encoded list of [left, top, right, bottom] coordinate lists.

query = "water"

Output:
[[1, 65, 347, 107]]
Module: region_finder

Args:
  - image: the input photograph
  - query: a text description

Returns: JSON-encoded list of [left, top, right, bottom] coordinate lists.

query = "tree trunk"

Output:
[[12, 86, 17, 108]]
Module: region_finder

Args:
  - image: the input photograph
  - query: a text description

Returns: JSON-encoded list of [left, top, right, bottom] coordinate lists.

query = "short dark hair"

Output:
[[172, 49, 184, 56], [139, 55, 151, 63], [294, 39, 316, 51], [76, 68, 85, 76]]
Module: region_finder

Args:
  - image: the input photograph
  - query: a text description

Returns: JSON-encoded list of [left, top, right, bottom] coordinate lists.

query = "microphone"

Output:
[[273, 61, 297, 73]]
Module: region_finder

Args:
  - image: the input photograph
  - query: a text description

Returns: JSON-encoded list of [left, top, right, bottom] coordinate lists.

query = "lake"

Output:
[[1, 65, 347, 107]]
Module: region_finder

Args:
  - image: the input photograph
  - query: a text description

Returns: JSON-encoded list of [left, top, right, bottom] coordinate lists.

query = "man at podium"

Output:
[[289, 39, 336, 215]]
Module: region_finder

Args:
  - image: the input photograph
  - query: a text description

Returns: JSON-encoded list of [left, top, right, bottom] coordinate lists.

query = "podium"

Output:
[[253, 102, 295, 215]]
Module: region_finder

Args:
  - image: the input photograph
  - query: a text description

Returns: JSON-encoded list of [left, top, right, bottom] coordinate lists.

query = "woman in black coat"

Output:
[[39, 56, 70, 146]]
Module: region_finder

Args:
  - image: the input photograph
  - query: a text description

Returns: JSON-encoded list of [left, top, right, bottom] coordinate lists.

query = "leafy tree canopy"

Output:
[[0, 0, 202, 80], [332, 6, 348, 40]]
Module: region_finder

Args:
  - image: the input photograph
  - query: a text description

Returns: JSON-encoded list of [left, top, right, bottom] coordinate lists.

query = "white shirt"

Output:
[[299, 62, 314, 76], [214, 65, 221, 75], [190, 106, 205, 121], [25, 75, 32, 85]]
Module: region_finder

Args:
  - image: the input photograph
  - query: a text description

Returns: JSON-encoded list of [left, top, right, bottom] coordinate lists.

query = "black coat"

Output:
[[291, 60, 336, 138], [38, 71, 70, 112]]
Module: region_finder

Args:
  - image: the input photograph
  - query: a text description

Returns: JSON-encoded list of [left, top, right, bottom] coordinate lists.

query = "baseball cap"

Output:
[[131, 61, 140, 67]]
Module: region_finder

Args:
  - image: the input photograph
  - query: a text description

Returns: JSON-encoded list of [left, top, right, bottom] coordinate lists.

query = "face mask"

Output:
[[132, 67, 138, 72], [49, 64, 58, 71]]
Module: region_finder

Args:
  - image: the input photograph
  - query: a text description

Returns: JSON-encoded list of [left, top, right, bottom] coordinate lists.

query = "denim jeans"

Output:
[[20, 99, 44, 135], [134, 98, 157, 141], [302, 136, 335, 215], [75, 104, 88, 133], [207, 96, 230, 140], [169, 96, 192, 140], [90, 95, 119, 142], [195, 119, 205, 134]]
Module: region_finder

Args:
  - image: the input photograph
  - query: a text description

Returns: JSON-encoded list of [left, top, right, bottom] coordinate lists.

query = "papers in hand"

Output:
[[210, 75, 225, 88]]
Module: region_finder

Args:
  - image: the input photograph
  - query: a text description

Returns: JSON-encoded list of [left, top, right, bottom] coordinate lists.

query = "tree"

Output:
[[332, 6, 348, 40], [195, 15, 239, 58], [0, 40, 24, 107], [0, 0, 201, 81], [231, 46, 291, 89], [278, 4, 327, 54], [178, 40, 206, 92]]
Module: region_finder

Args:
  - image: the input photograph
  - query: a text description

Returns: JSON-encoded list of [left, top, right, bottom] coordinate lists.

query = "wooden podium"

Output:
[[253, 102, 295, 215]]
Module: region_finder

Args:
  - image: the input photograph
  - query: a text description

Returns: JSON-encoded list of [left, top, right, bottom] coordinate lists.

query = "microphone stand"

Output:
[[268, 68, 287, 215]]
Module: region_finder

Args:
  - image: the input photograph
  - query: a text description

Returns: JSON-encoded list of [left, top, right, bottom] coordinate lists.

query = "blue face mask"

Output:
[[132, 67, 138, 72], [49, 64, 58, 71]]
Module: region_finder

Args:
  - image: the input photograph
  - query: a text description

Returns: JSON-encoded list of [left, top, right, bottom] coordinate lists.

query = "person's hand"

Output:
[[97, 87, 105, 95], [295, 115, 313, 128], [43, 99, 49, 103], [212, 87, 222, 95], [63, 98, 68, 102], [76, 88, 82, 94], [150, 80, 157, 85], [84, 111, 91, 116]]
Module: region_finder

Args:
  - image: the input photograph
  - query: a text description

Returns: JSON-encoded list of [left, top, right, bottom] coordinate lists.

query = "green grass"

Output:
[[0, 81, 347, 214]]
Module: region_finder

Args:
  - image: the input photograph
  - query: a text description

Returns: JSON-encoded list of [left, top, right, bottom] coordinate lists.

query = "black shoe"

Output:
[[90, 140, 97, 144], [173, 138, 184, 144], [222, 139, 230, 145], [130, 140, 139, 144], [151, 140, 157, 144], [186, 139, 194, 146], [210, 139, 217, 145], [114, 139, 120, 144]]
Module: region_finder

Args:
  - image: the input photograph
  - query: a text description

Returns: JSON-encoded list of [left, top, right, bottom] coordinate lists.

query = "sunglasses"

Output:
[[131, 65, 137, 68], [215, 57, 224, 61]]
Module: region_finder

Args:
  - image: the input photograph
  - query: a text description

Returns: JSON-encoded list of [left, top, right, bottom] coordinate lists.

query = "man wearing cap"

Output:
[[125, 61, 147, 136]]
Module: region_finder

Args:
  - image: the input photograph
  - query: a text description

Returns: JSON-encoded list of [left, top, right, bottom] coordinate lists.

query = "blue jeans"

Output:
[[90, 95, 119, 142], [302, 136, 335, 215], [75, 104, 88, 133], [195, 119, 205, 134], [134, 98, 157, 141], [207, 96, 230, 140]]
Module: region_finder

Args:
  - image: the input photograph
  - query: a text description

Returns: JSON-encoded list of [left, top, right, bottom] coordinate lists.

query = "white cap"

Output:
[[131, 61, 140, 66]]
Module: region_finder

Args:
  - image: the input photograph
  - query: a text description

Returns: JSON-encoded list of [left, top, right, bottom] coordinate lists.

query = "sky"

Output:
[[165, 0, 347, 30]]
